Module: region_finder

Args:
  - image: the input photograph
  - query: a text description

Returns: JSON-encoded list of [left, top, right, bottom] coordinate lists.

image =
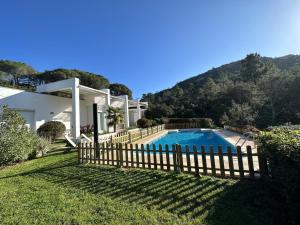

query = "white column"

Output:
[[123, 95, 130, 128], [72, 78, 80, 140], [137, 99, 141, 120]]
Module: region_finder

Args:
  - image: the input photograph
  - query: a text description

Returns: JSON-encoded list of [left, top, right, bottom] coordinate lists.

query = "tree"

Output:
[[106, 106, 124, 132], [36, 69, 110, 90], [227, 102, 257, 126], [0, 60, 37, 85], [0, 106, 38, 165], [240, 53, 266, 84], [109, 83, 133, 99]]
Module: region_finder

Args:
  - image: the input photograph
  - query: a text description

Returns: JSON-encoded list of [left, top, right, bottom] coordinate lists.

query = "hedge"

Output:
[[37, 121, 66, 141], [165, 118, 214, 128], [258, 128, 300, 224]]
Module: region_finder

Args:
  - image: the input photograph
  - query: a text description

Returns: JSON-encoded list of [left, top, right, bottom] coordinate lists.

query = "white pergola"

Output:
[[36, 78, 109, 140]]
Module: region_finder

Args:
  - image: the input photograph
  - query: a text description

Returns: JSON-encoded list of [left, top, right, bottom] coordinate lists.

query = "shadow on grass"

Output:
[[2, 153, 285, 225]]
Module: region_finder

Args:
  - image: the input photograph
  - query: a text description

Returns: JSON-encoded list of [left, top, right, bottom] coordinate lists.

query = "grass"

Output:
[[0, 150, 284, 225]]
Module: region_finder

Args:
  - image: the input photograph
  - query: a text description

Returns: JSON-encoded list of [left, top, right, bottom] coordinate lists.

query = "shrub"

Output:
[[80, 124, 94, 136], [0, 106, 38, 165], [37, 121, 66, 141], [258, 129, 300, 224], [166, 118, 214, 128], [29, 137, 51, 159], [137, 118, 153, 128]]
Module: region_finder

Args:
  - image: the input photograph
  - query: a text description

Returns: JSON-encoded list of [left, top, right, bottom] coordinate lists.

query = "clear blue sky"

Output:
[[1, 0, 300, 98]]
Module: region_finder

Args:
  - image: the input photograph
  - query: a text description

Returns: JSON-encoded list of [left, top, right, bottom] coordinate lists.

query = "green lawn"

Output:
[[0, 151, 283, 225]]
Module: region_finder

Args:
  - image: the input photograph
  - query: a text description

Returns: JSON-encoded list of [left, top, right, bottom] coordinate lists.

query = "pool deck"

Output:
[[214, 129, 256, 152]]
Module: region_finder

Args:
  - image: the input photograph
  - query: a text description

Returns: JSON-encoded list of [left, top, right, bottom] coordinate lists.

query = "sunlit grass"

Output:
[[0, 151, 282, 225]]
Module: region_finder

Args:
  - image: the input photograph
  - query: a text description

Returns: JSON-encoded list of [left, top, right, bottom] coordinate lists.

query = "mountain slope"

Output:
[[142, 54, 300, 128]]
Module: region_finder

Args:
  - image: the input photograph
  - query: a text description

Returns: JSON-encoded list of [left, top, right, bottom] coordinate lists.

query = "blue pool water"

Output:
[[149, 130, 236, 153]]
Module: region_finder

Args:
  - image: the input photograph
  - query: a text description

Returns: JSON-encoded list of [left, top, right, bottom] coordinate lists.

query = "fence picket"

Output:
[[116, 143, 120, 166], [218, 146, 225, 177], [130, 144, 134, 167], [172, 144, 177, 172], [153, 144, 157, 170], [227, 147, 234, 178], [166, 144, 170, 171], [119, 143, 123, 167], [106, 143, 110, 165], [147, 144, 151, 169], [78, 144, 81, 163], [178, 145, 184, 172], [185, 145, 191, 173], [111, 143, 114, 165], [247, 146, 254, 178], [141, 144, 145, 168], [237, 146, 244, 178], [209, 146, 216, 176], [201, 146, 207, 175], [159, 144, 163, 170], [135, 144, 139, 168], [98, 143, 105, 164], [123, 144, 127, 167], [193, 145, 200, 177]]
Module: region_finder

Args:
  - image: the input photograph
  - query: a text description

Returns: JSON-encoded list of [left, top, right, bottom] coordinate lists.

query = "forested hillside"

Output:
[[0, 60, 132, 98], [142, 54, 300, 128]]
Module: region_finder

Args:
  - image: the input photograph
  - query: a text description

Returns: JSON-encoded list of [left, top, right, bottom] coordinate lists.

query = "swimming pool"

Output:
[[149, 130, 236, 152]]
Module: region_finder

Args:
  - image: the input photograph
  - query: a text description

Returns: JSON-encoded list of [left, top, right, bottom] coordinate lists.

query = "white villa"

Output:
[[0, 78, 148, 140]]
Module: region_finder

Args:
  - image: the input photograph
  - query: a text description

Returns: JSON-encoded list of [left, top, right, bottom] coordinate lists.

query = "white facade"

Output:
[[0, 78, 147, 141]]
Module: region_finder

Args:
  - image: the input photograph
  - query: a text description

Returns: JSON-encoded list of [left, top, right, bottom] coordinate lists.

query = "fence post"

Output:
[[257, 148, 268, 177]]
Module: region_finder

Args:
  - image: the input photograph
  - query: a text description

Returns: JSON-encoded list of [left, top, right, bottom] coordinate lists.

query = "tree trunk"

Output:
[[114, 124, 117, 132]]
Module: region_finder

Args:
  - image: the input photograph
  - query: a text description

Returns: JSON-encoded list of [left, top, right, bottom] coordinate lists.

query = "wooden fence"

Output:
[[78, 143, 269, 179], [110, 124, 165, 144], [165, 123, 210, 129]]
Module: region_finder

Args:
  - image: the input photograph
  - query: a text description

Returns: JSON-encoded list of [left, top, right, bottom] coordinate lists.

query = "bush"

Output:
[[166, 118, 214, 128], [37, 121, 66, 141], [258, 129, 300, 224], [29, 137, 51, 159], [0, 106, 38, 165], [137, 118, 153, 128], [80, 124, 94, 136]]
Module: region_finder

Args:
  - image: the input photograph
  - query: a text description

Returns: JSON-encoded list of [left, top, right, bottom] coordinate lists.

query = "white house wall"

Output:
[[110, 97, 125, 108], [0, 87, 91, 132]]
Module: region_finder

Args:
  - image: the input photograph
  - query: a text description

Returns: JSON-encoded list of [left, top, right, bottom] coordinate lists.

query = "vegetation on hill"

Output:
[[0, 60, 37, 85], [142, 54, 300, 128], [0, 61, 133, 97], [109, 83, 133, 99]]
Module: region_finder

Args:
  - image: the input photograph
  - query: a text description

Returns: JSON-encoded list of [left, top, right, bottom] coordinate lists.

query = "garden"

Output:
[[0, 106, 299, 225]]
